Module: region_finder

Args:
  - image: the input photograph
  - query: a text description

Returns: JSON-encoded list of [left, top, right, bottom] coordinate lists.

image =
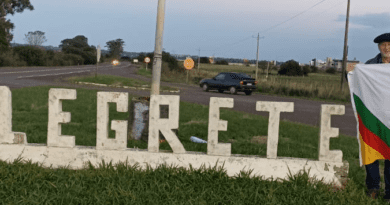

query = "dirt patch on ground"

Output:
[[183, 120, 207, 125], [250, 136, 267, 144]]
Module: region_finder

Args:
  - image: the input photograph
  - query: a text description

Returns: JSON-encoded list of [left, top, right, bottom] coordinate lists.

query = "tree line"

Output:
[[0, 0, 125, 67]]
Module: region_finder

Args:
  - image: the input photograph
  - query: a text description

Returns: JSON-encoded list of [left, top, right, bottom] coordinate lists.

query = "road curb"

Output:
[[74, 81, 180, 93]]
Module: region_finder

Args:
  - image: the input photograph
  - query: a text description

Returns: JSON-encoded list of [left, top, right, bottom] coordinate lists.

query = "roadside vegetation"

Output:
[[135, 54, 351, 103], [1, 85, 385, 204]]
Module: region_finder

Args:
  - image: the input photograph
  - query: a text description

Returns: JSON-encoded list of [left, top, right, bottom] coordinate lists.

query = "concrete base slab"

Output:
[[0, 143, 348, 187]]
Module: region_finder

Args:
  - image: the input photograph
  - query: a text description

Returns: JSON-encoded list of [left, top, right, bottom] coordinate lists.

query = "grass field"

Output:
[[1, 85, 387, 204]]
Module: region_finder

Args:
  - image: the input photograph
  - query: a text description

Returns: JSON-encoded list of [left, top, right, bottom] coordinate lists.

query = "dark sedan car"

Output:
[[199, 72, 258, 95]]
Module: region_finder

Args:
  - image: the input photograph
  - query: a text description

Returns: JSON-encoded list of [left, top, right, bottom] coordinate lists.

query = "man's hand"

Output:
[[346, 64, 357, 73]]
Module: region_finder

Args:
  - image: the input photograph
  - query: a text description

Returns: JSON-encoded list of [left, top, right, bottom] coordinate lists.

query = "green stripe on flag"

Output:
[[353, 94, 390, 148]]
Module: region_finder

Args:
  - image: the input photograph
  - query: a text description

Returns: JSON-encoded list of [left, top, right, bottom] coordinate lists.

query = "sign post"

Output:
[[144, 57, 151, 70], [96, 45, 101, 78], [184, 57, 194, 84]]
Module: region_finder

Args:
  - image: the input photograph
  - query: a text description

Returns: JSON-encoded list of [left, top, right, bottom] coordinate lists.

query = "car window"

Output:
[[237, 73, 251, 78], [229, 74, 239, 79], [215, 74, 225, 80]]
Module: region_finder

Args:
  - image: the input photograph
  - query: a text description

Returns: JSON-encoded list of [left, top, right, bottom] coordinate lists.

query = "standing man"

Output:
[[348, 33, 390, 200]]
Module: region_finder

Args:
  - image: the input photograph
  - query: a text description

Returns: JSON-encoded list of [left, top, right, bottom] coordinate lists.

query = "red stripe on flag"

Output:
[[358, 114, 390, 159]]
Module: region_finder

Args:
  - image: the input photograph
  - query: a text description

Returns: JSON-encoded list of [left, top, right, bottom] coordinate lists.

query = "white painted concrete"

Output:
[[47, 89, 77, 148], [0, 144, 348, 187], [96, 92, 129, 150], [0, 86, 27, 145], [0, 88, 349, 187], [319, 105, 345, 163], [256, 101, 294, 159], [148, 95, 186, 154], [207, 97, 233, 156]]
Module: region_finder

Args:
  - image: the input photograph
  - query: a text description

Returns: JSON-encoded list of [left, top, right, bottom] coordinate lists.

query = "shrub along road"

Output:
[[0, 62, 357, 137]]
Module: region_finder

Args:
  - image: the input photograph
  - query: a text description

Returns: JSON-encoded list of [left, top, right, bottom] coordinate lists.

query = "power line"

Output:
[[190, 0, 341, 57], [258, 0, 328, 34], [201, 36, 253, 52]]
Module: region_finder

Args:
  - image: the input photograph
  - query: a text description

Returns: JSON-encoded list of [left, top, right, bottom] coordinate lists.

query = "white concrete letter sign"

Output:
[[47, 88, 77, 148], [0, 86, 349, 188], [96, 92, 128, 150], [256, 101, 294, 159], [0, 86, 27, 145], [207, 97, 233, 156], [148, 95, 185, 154], [319, 104, 345, 163]]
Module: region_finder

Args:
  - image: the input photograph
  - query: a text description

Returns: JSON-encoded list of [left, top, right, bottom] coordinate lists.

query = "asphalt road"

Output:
[[0, 62, 357, 137]]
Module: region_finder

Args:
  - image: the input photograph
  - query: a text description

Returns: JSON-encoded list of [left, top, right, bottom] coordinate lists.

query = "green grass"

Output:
[[67, 74, 177, 91], [5, 86, 385, 204]]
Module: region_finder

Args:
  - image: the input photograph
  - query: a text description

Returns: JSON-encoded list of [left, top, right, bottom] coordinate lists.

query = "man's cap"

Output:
[[374, 33, 390, 44]]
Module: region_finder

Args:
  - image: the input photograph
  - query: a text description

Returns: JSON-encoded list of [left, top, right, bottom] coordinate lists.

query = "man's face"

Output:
[[379, 42, 390, 58]]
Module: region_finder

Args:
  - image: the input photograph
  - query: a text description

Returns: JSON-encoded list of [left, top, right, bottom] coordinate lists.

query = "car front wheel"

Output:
[[202, 84, 209, 92], [229, 86, 237, 95]]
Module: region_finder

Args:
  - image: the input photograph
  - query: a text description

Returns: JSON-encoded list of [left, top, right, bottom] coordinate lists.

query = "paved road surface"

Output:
[[0, 62, 357, 137]]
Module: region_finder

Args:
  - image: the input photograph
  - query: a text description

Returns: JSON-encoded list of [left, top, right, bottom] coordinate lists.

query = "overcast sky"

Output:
[[6, 0, 390, 63]]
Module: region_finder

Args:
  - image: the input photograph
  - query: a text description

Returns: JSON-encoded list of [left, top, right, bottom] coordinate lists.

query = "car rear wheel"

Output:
[[202, 84, 209, 92], [244, 91, 252, 96], [229, 86, 237, 95], [218, 89, 224, 93]]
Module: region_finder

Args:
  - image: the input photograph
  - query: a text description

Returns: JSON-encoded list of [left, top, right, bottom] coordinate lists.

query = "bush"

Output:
[[13, 46, 45, 66], [137, 51, 184, 72], [0, 50, 27, 67], [52, 53, 72, 66], [199, 57, 210, 64], [215, 60, 229, 65], [302, 65, 311, 76], [63, 53, 84, 65], [310, 66, 318, 73], [325, 67, 336, 74], [278, 60, 303, 76]]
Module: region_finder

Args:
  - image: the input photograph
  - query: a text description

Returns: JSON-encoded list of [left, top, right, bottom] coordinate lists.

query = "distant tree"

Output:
[[59, 35, 96, 65], [13, 45, 45, 66], [302, 65, 311, 76], [258, 60, 268, 74], [325, 67, 336, 74], [24, 30, 47, 46], [199, 57, 210, 64], [278, 60, 302, 76], [136, 53, 146, 63], [310, 66, 318, 73], [140, 51, 182, 72], [215, 60, 229, 65], [105, 38, 125, 59], [0, 0, 34, 52]]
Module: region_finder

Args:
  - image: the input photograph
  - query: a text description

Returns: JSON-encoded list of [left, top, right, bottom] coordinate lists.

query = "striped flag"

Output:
[[348, 63, 390, 166]]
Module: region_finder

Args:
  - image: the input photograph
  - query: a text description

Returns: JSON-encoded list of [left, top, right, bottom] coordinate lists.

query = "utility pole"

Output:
[[340, 0, 350, 91], [151, 0, 166, 95], [253, 33, 264, 81], [266, 61, 270, 79], [198, 48, 200, 74]]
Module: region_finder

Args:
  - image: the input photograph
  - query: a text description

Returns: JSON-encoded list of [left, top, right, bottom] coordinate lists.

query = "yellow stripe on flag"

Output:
[[360, 133, 386, 165]]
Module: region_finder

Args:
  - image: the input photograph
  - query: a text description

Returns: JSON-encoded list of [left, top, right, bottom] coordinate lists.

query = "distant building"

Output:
[[333, 58, 360, 72]]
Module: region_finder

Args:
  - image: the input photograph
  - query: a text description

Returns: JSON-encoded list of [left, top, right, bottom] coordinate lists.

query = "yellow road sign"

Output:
[[184, 58, 194, 70]]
